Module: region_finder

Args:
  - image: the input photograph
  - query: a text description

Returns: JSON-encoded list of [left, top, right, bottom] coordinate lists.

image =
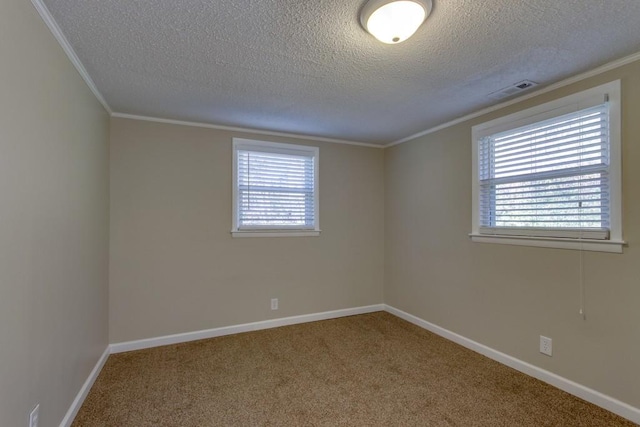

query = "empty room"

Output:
[[2, 0, 640, 426]]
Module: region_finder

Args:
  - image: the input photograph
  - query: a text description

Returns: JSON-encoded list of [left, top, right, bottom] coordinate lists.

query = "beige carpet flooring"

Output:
[[72, 312, 636, 426]]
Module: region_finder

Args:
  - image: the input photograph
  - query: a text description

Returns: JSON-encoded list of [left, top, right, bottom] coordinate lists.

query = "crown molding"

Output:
[[111, 113, 384, 148], [31, 0, 112, 114], [30, 0, 640, 150], [386, 50, 640, 148], [29, 0, 376, 147]]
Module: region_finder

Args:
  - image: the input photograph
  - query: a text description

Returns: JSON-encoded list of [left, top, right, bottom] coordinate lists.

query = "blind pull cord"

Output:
[[578, 110, 587, 321], [579, 244, 586, 320]]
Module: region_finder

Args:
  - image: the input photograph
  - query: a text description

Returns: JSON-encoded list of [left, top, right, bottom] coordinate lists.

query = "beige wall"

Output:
[[385, 60, 640, 408], [8, 0, 636, 418], [0, 1, 110, 426], [109, 118, 384, 343]]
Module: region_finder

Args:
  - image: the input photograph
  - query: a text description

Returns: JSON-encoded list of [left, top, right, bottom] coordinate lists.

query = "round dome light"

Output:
[[360, 0, 433, 44]]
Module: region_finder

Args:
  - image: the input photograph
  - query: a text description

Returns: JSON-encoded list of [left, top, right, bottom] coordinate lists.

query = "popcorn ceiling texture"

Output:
[[44, 0, 640, 144]]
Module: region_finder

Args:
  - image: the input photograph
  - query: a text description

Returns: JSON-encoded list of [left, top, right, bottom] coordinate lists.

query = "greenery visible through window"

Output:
[[471, 80, 622, 252]]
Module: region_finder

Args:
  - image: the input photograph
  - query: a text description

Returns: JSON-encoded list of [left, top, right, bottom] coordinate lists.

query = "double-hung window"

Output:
[[232, 138, 320, 237], [471, 81, 623, 252]]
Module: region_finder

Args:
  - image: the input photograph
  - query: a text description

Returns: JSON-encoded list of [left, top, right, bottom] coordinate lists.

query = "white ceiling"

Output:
[[42, 0, 640, 145]]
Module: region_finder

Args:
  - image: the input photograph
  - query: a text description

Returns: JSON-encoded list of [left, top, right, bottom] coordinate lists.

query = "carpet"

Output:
[[72, 312, 635, 426]]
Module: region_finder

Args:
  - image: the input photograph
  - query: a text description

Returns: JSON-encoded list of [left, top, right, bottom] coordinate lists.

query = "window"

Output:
[[471, 81, 623, 253], [232, 138, 319, 237]]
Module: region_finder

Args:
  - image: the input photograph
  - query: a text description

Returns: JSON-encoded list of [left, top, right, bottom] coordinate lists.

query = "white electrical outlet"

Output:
[[29, 404, 39, 427], [540, 336, 552, 356], [271, 298, 278, 310]]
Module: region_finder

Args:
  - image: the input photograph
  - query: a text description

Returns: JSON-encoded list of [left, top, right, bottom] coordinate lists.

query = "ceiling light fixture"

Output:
[[360, 0, 433, 44]]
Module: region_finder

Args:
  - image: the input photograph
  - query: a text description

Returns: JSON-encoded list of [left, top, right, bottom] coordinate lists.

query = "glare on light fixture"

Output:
[[360, 0, 432, 44]]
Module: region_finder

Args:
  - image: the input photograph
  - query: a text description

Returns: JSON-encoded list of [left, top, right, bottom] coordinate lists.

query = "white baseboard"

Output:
[[110, 304, 385, 354], [60, 305, 384, 425], [59, 346, 110, 427], [64, 305, 639, 425], [384, 304, 640, 425]]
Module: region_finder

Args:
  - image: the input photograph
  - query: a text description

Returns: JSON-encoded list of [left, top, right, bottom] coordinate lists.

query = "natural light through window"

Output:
[[232, 139, 319, 237], [471, 81, 623, 252]]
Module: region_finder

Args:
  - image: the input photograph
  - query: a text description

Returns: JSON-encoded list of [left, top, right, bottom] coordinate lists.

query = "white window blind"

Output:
[[478, 103, 610, 240], [233, 139, 319, 234]]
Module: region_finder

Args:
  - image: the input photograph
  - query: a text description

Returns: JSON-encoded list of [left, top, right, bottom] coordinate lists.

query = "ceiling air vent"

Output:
[[488, 80, 538, 100]]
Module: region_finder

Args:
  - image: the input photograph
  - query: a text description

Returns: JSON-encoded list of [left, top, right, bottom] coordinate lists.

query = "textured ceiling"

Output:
[[43, 0, 640, 145]]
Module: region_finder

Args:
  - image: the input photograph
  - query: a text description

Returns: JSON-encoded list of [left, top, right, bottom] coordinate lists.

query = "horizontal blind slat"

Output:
[[478, 103, 611, 232], [493, 117, 607, 152], [492, 107, 606, 144], [237, 147, 316, 229], [493, 126, 607, 158], [489, 140, 606, 166], [480, 165, 607, 186]]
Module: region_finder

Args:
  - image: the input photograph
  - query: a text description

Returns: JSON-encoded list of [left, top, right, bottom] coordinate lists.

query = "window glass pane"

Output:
[[478, 104, 610, 231], [481, 173, 608, 228], [236, 144, 317, 230]]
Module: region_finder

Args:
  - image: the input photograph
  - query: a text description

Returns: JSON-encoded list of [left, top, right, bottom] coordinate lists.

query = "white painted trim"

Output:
[[231, 230, 321, 238], [111, 113, 383, 148], [469, 80, 623, 253], [110, 304, 385, 353], [29, 0, 640, 151], [58, 347, 110, 427], [30, 0, 112, 114], [387, 50, 640, 147], [231, 138, 321, 235], [469, 234, 625, 253], [61, 306, 640, 424], [384, 305, 640, 425]]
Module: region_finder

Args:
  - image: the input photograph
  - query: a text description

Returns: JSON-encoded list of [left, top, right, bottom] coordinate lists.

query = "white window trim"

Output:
[[470, 80, 624, 253], [231, 138, 320, 238]]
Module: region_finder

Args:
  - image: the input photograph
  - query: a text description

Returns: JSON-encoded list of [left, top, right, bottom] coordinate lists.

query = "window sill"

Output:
[[231, 230, 321, 238], [469, 233, 625, 253]]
